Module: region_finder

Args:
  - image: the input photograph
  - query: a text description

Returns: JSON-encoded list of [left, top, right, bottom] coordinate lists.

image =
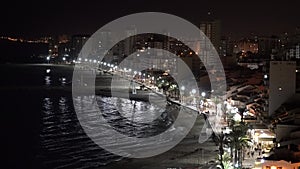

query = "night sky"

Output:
[[1, 0, 300, 38]]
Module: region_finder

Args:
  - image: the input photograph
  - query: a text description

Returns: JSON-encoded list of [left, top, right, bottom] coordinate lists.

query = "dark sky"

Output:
[[1, 0, 300, 38]]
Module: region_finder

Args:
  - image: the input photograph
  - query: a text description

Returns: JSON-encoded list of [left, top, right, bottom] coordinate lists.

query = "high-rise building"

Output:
[[199, 20, 221, 53], [268, 61, 296, 116], [220, 36, 234, 57], [256, 36, 280, 56], [286, 44, 300, 60], [124, 27, 137, 57], [71, 35, 90, 59]]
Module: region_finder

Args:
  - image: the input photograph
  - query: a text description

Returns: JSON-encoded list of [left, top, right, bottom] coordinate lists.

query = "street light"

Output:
[[191, 89, 197, 105], [46, 69, 51, 73], [191, 89, 196, 94], [201, 92, 206, 97], [180, 86, 186, 103], [46, 56, 50, 63], [233, 113, 241, 122]]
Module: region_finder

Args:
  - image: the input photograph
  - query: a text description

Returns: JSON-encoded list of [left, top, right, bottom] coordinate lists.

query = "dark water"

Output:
[[1, 64, 179, 169]]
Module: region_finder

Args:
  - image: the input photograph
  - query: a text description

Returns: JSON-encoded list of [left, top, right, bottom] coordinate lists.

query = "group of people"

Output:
[[246, 143, 266, 159]]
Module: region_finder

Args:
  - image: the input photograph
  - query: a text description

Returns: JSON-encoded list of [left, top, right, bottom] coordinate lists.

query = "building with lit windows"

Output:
[[71, 35, 90, 59], [254, 160, 300, 169]]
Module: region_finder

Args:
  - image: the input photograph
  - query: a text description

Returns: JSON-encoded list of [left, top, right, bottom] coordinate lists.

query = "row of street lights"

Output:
[[77, 58, 209, 106]]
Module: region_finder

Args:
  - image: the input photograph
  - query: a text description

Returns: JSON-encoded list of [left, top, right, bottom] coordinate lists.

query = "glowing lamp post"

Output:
[[191, 89, 197, 105], [46, 56, 50, 63], [180, 86, 185, 104]]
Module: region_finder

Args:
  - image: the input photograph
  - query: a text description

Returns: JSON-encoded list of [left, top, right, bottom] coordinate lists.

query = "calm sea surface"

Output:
[[1, 64, 185, 169]]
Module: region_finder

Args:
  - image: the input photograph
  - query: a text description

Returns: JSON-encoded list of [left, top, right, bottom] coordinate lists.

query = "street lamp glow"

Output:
[[133, 71, 137, 75], [233, 113, 241, 122], [78, 58, 82, 61], [46, 56, 50, 61], [234, 163, 239, 168], [226, 104, 232, 110], [191, 89, 196, 94], [180, 86, 185, 91], [62, 57, 66, 61], [201, 92, 206, 97], [84, 58, 88, 62]]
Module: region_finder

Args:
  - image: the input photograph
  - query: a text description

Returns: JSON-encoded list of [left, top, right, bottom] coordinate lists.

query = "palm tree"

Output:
[[227, 123, 252, 168], [214, 132, 233, 169], [215, 133, 225, 169], [217, 153, 234, 169]]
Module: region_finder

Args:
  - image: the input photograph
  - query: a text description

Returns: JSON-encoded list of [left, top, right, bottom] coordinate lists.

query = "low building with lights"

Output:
[[254, 160, 300, 169]]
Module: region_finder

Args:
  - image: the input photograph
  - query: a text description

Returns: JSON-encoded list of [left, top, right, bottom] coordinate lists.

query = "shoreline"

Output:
[[1, 63, 219, 168]]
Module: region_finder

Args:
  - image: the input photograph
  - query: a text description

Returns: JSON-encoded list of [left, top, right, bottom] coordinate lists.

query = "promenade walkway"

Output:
[[97, 68, 258, 169]]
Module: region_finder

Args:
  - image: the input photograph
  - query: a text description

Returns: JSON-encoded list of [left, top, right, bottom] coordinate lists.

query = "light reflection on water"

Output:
[[1, 65, 212, 168], [44, 76, 51, 86], [40, 94, 178, 169]]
